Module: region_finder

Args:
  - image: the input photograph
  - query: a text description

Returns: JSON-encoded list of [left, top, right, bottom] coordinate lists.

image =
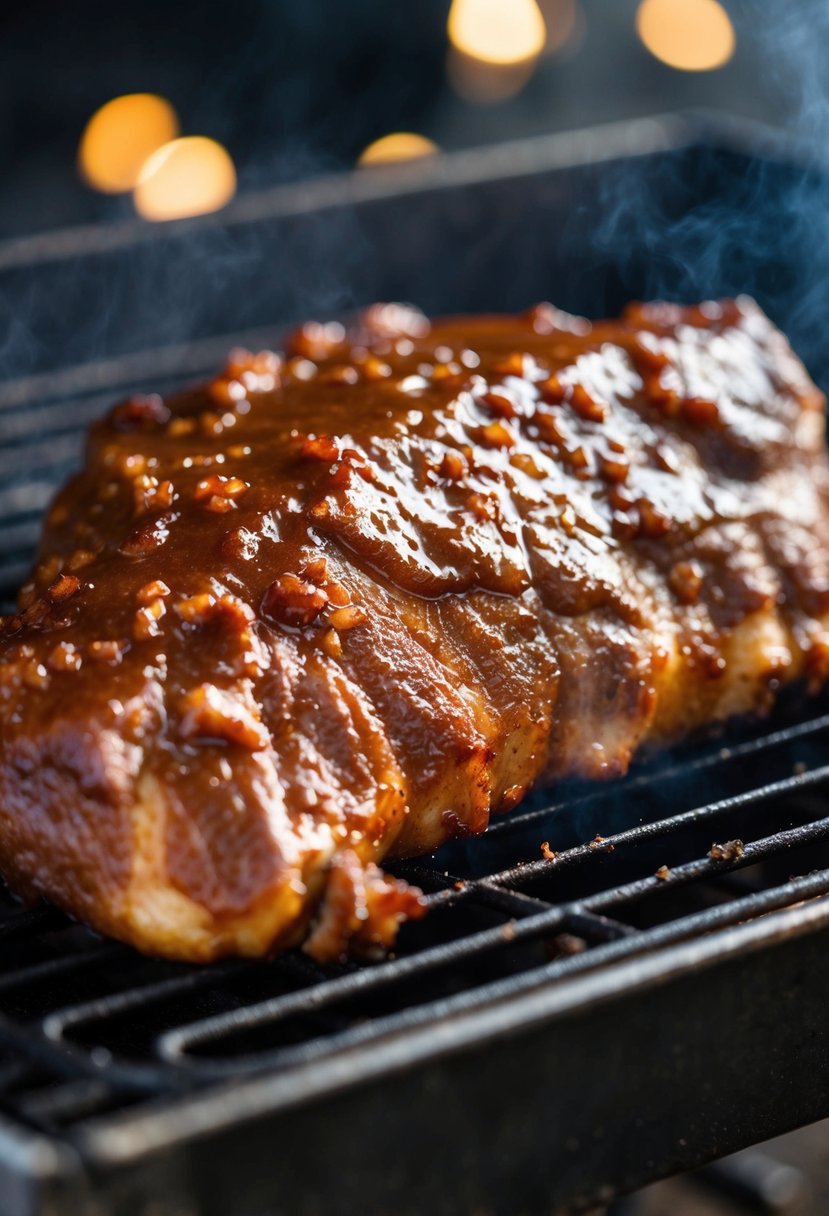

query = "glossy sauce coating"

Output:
[[1, 297, 828, 962]]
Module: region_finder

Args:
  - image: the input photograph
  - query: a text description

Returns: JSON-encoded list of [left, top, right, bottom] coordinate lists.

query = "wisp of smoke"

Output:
[[592, 0, 829, 384]]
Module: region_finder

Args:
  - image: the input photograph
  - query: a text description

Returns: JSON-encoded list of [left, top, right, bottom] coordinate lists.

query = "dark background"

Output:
[[0, 0, 813, 239]]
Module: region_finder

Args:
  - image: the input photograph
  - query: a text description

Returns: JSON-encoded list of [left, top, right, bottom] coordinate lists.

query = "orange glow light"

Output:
[[358, 132, 439, 167], [134, 137, 237, 222], [636, 0, 735, 72], [447, 0, 546, 65], [79, 94, 180, 194], [447, 50, 537, 103]]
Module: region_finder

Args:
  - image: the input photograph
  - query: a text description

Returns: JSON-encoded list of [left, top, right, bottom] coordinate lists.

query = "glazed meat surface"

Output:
[[1, 297, 828, 962]]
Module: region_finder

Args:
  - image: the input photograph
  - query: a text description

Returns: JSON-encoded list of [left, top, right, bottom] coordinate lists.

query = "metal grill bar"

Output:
[[490, 765, 829, 889], [148, 848, 829, 1075]]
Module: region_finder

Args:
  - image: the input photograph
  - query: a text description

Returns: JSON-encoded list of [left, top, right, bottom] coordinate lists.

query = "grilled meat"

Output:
[[1, 297, 828, 961]]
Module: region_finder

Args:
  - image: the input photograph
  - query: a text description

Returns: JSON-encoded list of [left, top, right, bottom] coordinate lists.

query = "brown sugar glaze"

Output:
[[1, 297, 829, 962]]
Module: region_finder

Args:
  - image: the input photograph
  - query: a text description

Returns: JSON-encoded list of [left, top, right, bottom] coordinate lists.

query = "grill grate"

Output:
[[3, 115, 829, 1215], [4, 341, 829, 1216], [1, 695, 828, 1120]]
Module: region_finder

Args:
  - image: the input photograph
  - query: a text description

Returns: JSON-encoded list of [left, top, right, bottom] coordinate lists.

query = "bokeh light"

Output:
[[78, 94, 180, 194], [447, 0, 547, 65], [133, 137, 236, 222], [358, 132, 439, 166], [446, 0, 547, 103], [636, 0, 736, 72], [447, 50, 537, 103]]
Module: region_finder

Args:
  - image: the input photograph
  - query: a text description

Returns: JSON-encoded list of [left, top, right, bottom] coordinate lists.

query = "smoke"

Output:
[[0, 0, 451, 383], [5, 4, 829, 383], [589, 0, 829, 384], [0, 172, 375, 386]]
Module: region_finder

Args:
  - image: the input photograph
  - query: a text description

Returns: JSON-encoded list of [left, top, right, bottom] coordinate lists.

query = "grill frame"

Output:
[[2, 112, 829, 1214]]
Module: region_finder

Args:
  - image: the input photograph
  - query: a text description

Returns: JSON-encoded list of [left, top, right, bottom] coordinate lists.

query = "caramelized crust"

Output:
[[1, 297, 828, 961]]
